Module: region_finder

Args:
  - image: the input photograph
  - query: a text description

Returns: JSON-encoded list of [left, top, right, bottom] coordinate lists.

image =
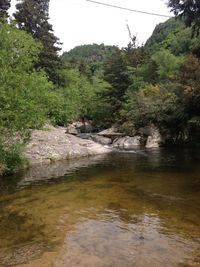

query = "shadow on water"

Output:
[[0, 148, 200, 266]]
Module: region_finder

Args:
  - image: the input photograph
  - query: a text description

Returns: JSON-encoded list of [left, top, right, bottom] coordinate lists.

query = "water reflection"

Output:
[[19, 154, 107, 186], [0, 148, 199, 266]]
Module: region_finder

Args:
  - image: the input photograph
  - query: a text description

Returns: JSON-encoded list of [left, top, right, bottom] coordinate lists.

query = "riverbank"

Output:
[[0, 124, 161, 176], [24, 125, 111, 165]]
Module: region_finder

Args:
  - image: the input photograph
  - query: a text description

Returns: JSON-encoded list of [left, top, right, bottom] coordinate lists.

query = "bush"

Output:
[[124, 83, 188, 140], [0, 141, 24, 175]]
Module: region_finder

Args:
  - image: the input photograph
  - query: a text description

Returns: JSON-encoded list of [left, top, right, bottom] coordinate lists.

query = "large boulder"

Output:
[[66, 121, 94, 135], [91, 135, 112, 145], [145, 126, 162, 148], [77, 133, 92, 140], [113, 136, 141, 148], [98, 127, 124, 141], [24, 126, 111, 165]]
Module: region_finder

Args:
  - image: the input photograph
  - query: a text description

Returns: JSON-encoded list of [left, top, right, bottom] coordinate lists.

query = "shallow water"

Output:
[[0, 148, 200, 266]]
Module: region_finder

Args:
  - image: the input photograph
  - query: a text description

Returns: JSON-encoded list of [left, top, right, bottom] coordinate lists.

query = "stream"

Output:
[[0, 148, 200, 266]]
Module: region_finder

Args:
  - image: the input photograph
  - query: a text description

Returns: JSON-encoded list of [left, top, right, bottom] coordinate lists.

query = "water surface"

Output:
[[0, 148, 200, 266]]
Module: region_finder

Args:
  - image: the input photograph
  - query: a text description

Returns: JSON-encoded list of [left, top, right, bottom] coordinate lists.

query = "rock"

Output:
[[66, 121, 94, 134], [24, 126, 111, 165], [65, 121, 94, 135], [77, 133, 92, 140], [78, 122, 94, 133], [91, 135, 112, 145], [113, 136, 141, 148], [98, 127, 124, 141], [76, 133, 112, 145], [98, 127, 120, 136], [66, 124, 80, 135], [145, 126, 162, 148]]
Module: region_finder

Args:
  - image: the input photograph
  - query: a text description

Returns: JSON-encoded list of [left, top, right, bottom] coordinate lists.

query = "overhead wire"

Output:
[[86, 0, 173, 18]]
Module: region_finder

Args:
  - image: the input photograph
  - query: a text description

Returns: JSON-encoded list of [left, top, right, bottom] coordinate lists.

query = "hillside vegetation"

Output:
[[0, 0, 200, 174]]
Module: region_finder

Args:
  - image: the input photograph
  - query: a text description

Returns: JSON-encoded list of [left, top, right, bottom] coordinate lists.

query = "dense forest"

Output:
[[0, 0, 200, 175]]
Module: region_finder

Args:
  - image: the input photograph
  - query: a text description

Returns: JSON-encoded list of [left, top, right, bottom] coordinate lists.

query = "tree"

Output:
[[151, 48, 183, 81], [14, 0, 63, 84], [0, 0, 10, 19], [123, 24, 145, 68], [102, 50, 131, 121], [0, 23, 53, 133], [123, 83, 188, 142], [168, 0, 200, 35], [179, 54, 200, 116], [0, 23, 54, 174]]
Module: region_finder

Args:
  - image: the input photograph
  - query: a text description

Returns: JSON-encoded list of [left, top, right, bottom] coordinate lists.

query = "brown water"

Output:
[[0, 148, 200, 267]]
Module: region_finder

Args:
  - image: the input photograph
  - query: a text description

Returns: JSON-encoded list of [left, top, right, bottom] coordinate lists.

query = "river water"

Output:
[[0, 148, 199, 267]]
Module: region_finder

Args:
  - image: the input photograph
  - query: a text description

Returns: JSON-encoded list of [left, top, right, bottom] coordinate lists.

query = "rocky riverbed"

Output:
[[24, 124, 162, 166], [24, 125, 111, 165]]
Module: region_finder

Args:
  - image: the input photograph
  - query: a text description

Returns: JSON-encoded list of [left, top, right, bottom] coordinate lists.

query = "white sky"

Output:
[[11, 0, 172, 52]]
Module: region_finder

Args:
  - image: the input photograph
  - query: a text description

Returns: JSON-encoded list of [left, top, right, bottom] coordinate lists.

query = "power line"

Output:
[[86, 0, 173, 18]]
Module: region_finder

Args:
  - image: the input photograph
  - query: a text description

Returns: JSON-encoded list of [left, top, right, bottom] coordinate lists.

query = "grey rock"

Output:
[[66, 124, 80, 135], [77, 133, 92, 140], [145, 125, 162, 148], [98, 127, 124, 141], [113, 136, 141, 148], [24, 126, 111, 165], [98, 127, 120, 135], [91, 135, 112, 145]]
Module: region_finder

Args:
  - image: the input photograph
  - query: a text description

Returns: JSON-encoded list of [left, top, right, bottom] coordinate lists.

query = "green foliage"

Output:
[[14, 0, 63, 85], [190, 36, 200, 57], [62, 44, 118, 66], [0, 23, 53, 133], [124, 83, 187, 138], [0, 141, 24, 175], [2, 8, 200, 175], [47, 68, 109, 126], [119, 17, 200, 144], [179, 54, 200, 116], [151, 48, 183, 80], [0, 23, 54, 174], [145, 18, 184, 50], [101, 50, 131, 122], [145, 18, 198, 57], [164, 27, 192, 55], [0, 0, 10, 19], [168, 0, 200, 35]]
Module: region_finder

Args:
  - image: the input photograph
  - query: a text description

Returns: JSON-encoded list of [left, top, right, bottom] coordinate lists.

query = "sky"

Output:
[[11, 0, 173, 52]]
